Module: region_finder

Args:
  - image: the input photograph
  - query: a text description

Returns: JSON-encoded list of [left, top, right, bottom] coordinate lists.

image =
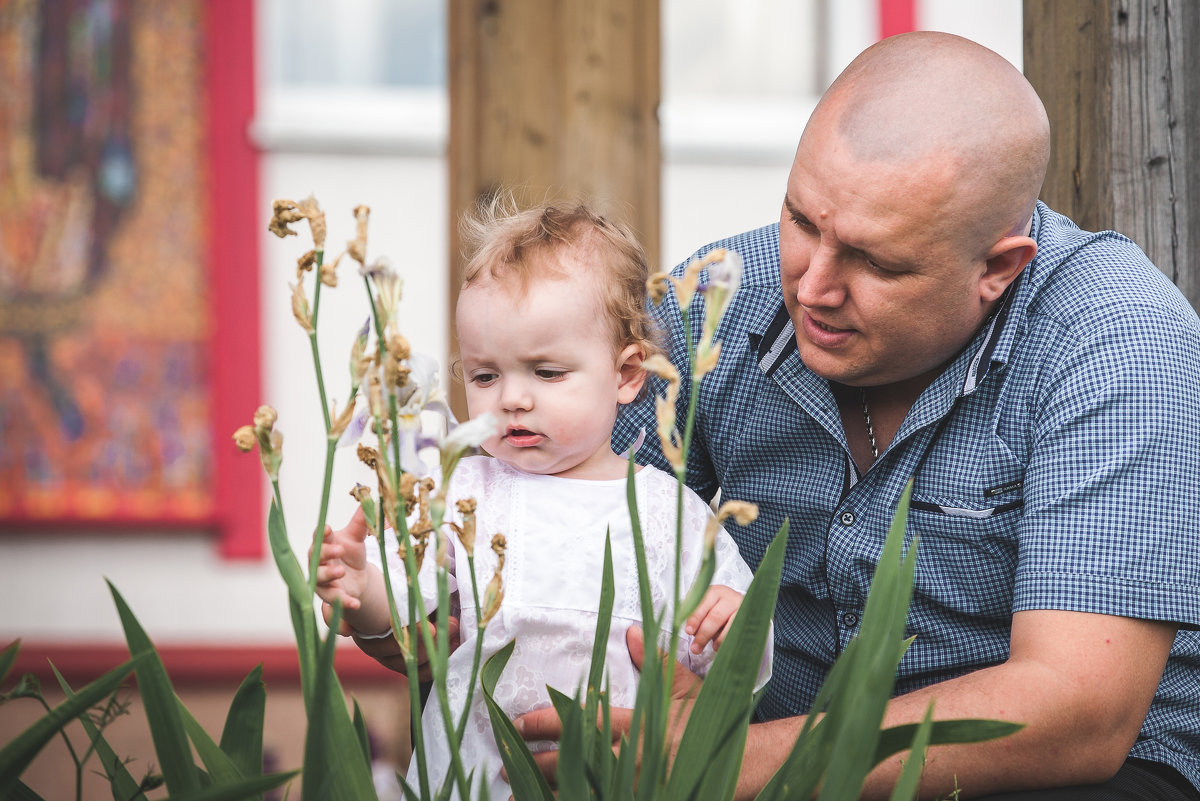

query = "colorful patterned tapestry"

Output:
[[0, 0, 215, 525]]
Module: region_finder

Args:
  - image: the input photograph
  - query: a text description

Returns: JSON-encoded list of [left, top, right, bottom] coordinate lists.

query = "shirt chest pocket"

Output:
[[906, 499, 1022, 623]]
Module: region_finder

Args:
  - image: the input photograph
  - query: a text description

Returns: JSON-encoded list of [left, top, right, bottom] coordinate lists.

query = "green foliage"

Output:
[[0, 207, 1023, 801]]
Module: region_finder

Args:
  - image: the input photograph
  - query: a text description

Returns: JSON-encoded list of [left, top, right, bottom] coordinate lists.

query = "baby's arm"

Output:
[[684, 584, 743, 654], [315, 519, 393, 636]]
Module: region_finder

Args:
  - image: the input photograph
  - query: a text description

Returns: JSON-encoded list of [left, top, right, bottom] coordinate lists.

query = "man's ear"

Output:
[[979, 235, 1037, 303], [616, 344, 647, 404]]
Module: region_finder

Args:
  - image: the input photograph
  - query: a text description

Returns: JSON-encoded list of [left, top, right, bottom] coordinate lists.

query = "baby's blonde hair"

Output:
[[459, 194, 662, 359]]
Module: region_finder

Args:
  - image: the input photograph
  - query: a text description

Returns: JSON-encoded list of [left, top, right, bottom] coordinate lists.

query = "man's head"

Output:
[[779, 31, 1049, 390]]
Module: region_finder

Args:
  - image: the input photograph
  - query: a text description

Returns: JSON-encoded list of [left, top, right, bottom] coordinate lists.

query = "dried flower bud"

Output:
[[268, 199, 304, 239], [232, 425, 256, 452], [296, 249, 317, 277], [297, 195, 326, 250], [456, 497, 478, 555], [347, 205, 371, 264], [481, 572, 504, 625], [693, 341, 721, 379], [385, 358, 411, 389], [400, 472, 419, 510], [386, 332, 411, 362], [329, 395, 358, 439], [290, 282, 315, 333], [671, 258, 704, 312], [357, 444, 380, 469], [367, 372, 386, 420], [647, 272, 672, 306], [253, 405, 278, 431], [716, 500, 759, 528]]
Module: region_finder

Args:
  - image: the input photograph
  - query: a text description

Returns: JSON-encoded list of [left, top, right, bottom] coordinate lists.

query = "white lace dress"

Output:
[[368, 456, 772, 801]]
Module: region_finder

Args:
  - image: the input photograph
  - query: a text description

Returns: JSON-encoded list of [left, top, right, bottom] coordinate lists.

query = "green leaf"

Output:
[[178, 697, 246, 787], [154, 770, 298, 801], [550, 686, 590, 801], [664, 520, 787, 801], [0, 655, 140, 798], [220, 666, 266, 781], [481, 640, 554, 801], [874, 718, 1025, 765], [5, 779, 47, 801], [0, 640, 18, 687], [50, 662, 147, 801], [301, 603, 379, 801], [268, 500, 312, 614], [108, 581, 202, 797], [888, 704, 935, 801], [352, 697, 372, 767], [816, 483, 917, 801], [625, 450, 656, 628]]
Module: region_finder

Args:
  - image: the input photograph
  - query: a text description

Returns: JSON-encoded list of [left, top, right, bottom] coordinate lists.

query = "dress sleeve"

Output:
[[674, 489, 773, 691]]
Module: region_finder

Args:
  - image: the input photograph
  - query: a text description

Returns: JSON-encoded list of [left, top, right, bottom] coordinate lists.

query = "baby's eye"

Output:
[[535, 368, 566, 381], [470, 372, 498, 386]]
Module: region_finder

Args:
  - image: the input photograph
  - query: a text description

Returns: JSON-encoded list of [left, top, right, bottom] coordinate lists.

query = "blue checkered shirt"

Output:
[[613, 202, 1200, 789]]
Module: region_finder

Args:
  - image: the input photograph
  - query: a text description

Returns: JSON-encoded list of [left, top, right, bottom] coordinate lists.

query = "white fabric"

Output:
[[367, 455, 771, 801]]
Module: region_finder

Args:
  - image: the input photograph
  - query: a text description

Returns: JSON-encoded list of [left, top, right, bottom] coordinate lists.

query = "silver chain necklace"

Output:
[[860, 387, 878, 461]]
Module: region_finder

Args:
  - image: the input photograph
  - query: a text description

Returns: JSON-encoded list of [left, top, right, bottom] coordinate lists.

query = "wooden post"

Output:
[[1023, 0, 1200, 310], [447, 0, 661, 417]]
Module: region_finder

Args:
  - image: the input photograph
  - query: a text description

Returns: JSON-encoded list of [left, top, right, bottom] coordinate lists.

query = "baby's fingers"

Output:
[[689, 610, 730, 653], [315, 561, 346, 587], [685, 593, 719, 638]]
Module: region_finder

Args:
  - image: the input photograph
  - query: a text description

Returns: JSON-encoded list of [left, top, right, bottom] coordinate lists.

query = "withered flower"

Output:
[[357, 444, 380, 469], [296, 249, 317, 276], [268, 199, 305, 239], [647, 272, 672, 306], [643, 355, 683, 471], [347, 205, 371, 264], [232, 425, 256, 452], [386, 332, 411, 362], [671, 257, 704, 312], [290, 282, 315, 333], [319, 251, 341, 288], [329, 394, 358, 440], [253, 405, 278, 430], [297, 195, 326, 250], [704, 499, 760, 549], [456, 497, 478, 555], [232, 405, 284, 480], [481, 533, 507, 624]]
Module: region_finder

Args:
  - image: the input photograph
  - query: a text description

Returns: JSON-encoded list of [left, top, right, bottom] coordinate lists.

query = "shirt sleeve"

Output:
[[1015, 300, 1200, 628]]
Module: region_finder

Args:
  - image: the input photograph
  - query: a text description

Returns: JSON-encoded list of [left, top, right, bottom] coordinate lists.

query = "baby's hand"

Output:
[[313, 510, 372, 612], [685, 584, 743, 654]]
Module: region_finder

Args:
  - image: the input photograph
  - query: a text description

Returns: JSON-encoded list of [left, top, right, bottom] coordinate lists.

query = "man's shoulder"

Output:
[[1025, 204, 1199, 334], [672, 223, 780, 288]]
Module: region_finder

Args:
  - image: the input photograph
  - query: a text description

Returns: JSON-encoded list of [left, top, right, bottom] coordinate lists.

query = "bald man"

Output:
[[593, 32, 1199, 799], [342, 30, 1200, 799]]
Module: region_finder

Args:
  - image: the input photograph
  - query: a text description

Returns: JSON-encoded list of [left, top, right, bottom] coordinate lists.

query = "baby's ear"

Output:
[[616, 344, 647, 404]]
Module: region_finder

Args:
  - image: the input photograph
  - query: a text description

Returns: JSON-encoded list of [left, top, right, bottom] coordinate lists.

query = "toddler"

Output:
[[316, 199, 770, 800]]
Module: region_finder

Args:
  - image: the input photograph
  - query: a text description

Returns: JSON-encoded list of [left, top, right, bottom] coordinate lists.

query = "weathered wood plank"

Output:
[[1024, 0, 1198, 309], [447, 0, 660, 415]]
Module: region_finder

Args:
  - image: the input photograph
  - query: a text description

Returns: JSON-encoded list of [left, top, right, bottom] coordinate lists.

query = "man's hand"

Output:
[[513, 625, 703, 785]]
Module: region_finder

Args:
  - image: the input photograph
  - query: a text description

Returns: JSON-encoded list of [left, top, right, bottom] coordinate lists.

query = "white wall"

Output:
[[0, 0, 1022, 646]]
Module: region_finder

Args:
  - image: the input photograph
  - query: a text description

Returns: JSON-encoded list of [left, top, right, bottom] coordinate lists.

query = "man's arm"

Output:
[[737, 609, 1176, 800]]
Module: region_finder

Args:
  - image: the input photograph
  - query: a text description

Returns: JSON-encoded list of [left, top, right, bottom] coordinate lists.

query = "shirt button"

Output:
[[839, 511, 856, 526], [841, 612, 860, 628]]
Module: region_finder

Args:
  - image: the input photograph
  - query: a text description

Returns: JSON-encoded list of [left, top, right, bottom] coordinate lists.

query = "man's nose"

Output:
[[794, 244, 848, 309]]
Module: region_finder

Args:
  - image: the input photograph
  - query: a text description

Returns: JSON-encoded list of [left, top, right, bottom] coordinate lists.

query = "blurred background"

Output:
[[0, 0, 1021, 796]]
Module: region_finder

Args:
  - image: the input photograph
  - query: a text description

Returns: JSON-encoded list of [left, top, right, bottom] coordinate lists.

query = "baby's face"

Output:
[[456, 271, 634, 480]]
